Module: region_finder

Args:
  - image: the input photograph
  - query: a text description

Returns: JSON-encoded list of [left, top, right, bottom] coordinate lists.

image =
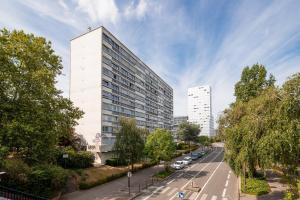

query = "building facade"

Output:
[[70, 27, 173, 164], [171, 116, 188, 141], [187, 85, 214, 137]]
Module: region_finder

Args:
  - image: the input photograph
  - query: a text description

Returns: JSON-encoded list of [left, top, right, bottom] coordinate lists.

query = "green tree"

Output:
[[234, 64, 275, 102], [113, 117, 144, 171], [178, 122, 200, 153], [144, 128, 176, 169], [198, 136, 211, 146], [0, 29, 83, 164], [222, 65, 300, 178]]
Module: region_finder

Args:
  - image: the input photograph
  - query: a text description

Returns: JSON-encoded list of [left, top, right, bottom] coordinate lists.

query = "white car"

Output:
[[171, 161, 185, 170], [182, 156, 192, 165]]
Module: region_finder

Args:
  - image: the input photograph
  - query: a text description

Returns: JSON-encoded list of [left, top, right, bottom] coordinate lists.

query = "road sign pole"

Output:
[[127, 171, 132, 196], [128, 176, 130, 196]]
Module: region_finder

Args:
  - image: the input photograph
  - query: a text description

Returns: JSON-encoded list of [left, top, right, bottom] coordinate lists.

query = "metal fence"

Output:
[[0, 185, 48, 200]]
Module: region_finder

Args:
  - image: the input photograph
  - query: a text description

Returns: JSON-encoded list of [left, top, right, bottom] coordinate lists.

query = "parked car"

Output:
[[199, 150, 206, 156], [171, 161, 185, 169], [191, 153, 199, 160], [182, 156, 192, 165]]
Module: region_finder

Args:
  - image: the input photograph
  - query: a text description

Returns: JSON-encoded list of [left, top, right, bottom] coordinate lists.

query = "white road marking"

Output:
[[142, 186, 164, 200], [199, 194, 208, 200], [190, 164, 197, 169], [180, 151, 223, 190], [227, 174, 230, 179], [167, 188, 177, 196], [225, 180, 229, 187], [161, 186, 171, 194], [177, 173, 183, 178], [222, 188, 227, 197], [222, 198, 228, 200], [168, 150, 221, 200], [189, 192, 197, 199], [194, 159, 224, 200], [167, 179, 175, 185], [229, 170, 231, 174], [211, 196, 217, 200]]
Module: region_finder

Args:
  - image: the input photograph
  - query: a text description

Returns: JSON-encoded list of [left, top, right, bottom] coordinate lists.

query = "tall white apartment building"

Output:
[[70, 26, 173, 164], [187, 85, 214, 137]]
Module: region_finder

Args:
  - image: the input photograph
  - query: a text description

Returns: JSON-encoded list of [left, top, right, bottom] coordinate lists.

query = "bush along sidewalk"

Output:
[[241, 176, 270, 196], [79, 161, 157, 190], [153, 167, 175, 179]]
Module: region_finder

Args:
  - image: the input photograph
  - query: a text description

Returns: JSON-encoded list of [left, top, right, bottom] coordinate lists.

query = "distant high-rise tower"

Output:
[[187, 85, 214, 137]]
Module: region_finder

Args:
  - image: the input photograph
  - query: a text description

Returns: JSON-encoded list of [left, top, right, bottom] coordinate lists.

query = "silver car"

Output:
[[171, 161, 185, 170], [182, 156, 192, 165]]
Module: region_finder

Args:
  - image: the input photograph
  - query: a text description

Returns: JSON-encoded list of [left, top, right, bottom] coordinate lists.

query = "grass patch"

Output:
[[241, 177, 270, 196], [78, 162, 156, 190], [154, 169, 174, 179]]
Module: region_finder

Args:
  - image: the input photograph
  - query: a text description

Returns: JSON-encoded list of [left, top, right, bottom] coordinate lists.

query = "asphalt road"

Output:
[[134, 146, 238, 200]]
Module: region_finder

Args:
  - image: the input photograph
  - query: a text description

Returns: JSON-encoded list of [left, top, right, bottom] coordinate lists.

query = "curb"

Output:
[[238, 176, 241, 200]]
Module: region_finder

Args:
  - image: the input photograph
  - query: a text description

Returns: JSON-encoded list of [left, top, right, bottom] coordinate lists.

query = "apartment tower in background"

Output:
[[171, 116, 188, 141], [187, 85, 214, 137], [70, 26, 173, 164]]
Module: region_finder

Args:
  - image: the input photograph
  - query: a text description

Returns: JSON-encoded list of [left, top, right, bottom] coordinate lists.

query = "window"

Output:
[[102, 80, 110, 87]]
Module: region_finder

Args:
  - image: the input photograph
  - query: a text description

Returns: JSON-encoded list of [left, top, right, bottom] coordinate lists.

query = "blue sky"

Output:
[[1, 0, 300, 121]]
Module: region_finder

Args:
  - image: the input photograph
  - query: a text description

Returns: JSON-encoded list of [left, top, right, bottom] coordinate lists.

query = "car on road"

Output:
[[182, 156, 192, 165], [191, 153, 199, 160], [199, 150, 207, 157], [171, 161, 185, 170]]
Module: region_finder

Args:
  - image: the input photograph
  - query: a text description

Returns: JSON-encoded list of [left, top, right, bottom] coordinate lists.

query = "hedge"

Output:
[[57, 147, 94, 169], [1, 159, 68, 198]]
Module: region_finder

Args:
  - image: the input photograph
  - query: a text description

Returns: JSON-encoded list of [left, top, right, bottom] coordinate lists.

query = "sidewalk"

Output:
[[240, 170, 287, 200], [61, 164, 164, 200]]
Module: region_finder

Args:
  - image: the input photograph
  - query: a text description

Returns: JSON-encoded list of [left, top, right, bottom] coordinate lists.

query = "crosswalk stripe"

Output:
[[199, 194, 208, 200], [167, 188, 177, 196], [211, 196, 217, 200], [189, 192, 197, 199], [222, 198, 228, 200], [161, 186, 171, 194]]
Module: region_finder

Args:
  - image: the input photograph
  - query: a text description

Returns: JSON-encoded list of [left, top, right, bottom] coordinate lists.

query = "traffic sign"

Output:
[[178, 191, 185, 199], [127, 171, 132, 177]]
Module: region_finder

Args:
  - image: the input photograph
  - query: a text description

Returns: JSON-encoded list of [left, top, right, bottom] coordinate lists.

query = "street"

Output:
[[135, 146, 238, 200], [62, 146, 238, 200]]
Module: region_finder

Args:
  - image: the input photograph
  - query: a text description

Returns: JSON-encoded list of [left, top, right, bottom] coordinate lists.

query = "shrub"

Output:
[[154, 169, 174, 179], [176, 143, 188, 150], [28, 165, 68, 197], [1, 159, 31, 189], [106, 158, 128, 166], [57, 147, 94, 169], [284, 191, 294, 200], [241, 177, 270, 195]]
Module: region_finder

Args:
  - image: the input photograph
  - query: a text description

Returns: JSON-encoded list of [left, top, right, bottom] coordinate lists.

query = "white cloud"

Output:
[[76, 0, 119, 24], [124, 0, 152, 20]]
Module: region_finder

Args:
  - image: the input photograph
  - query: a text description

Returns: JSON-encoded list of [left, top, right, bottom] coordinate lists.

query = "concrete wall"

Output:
[[70, 28, 103, 145]]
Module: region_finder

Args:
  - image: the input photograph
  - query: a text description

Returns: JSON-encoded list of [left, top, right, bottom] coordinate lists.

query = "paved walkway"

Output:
[[240, 170, 287, 200], [62, 164, 164, 200]]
